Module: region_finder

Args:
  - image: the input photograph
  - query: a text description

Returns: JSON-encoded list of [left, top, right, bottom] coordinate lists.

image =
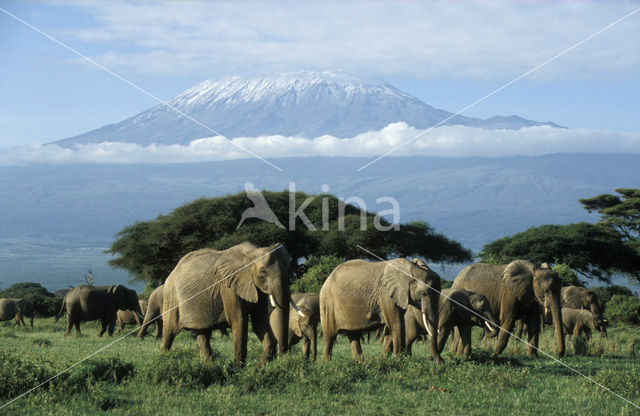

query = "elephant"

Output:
[[270, 292, 320, 361], [114, 299, 148, 334], [561, 286, 603, 315], [513, 263, 565, 355], [137, 285, 164, 339], [562, 308, 608, 339], [452, 260, 565, 357], [161, 242, 303, 363], [0, 298, 34, 327], [438, 289, 499, 359], [320, 257, 443, 363], [385, 289, 498, 359], [55, 284, 143, 337]]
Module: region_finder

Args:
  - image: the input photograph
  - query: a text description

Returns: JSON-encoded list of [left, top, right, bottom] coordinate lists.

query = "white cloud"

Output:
[[2, 124, 639, 166], [60, 1, 640, 79]]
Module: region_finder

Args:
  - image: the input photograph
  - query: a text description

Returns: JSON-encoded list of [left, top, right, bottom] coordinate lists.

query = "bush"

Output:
[[292, 255, 345, 294], [54, 357, 135, 395], [605, 295, 640, 325], [142, 348, 229, 389], [592, 285, 634, 311], [0, 351, 57, 399]]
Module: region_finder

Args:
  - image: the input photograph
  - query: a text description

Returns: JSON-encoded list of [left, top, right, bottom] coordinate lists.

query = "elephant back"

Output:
[[452, 263, 504, 314]]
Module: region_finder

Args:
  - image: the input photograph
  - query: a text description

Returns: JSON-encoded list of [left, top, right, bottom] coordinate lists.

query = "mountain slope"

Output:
[[53, 72, 561, 146]]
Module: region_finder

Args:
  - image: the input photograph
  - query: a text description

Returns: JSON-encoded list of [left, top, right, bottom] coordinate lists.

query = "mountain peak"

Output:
[[52, 72, 561, 147]]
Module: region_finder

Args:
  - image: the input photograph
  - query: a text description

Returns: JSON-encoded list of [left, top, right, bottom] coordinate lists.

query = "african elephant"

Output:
[[452, 260, 564, 357], [0, 298, 34, 327], [513, 263, 565, 355], [320, 257, 443, 363], [114, 299, 147, 334], [561, 286, 603, 315], [161, 243, 303, 363], [562, 308, 608, 339], [439, 289, 499, 358], [137, 285, 164, 339], [270, 292, 320, 361], [55, 284, 143, 337]]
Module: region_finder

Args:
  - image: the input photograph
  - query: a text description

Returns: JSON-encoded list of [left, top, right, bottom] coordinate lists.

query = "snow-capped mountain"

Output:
[[53, 72, 562, 146]]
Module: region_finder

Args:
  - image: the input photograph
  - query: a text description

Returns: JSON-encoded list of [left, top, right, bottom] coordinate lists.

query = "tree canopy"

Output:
[[480, 188, 640, 283], [0, 282, 60, 316], [579, 188, 640, 253], [107, 190, 471, 286]]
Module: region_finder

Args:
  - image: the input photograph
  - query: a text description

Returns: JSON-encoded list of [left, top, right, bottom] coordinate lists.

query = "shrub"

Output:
[[605, 295, 640, 325], [591, 286, 634, 311], [54, 357, 135, 394], [142, 348, 229, 389], [292, 255, 345, 294], [0, 351, 57, 399]]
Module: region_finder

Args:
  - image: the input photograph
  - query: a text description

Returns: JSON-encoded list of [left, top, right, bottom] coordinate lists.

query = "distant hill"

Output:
[[52, 72, 562, 146], [0, 154, 636, 290]]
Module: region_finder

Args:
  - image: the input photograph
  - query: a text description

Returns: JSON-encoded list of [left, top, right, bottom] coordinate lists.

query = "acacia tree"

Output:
[[480, 188, 640, 283], [107, 190, 471, 286]]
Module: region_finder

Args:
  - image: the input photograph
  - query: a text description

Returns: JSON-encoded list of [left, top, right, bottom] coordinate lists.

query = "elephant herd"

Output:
[[7, 242, 610, 367]]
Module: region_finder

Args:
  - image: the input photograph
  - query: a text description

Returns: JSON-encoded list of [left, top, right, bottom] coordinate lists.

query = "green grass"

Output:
[[0, 319, 639, 415]]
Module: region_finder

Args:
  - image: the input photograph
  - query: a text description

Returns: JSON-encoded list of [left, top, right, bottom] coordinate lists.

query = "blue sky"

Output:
[[1, 1, 639, 149]]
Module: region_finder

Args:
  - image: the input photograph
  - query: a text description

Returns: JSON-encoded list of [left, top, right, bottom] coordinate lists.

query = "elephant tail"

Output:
[[54, 299, 66, 322]]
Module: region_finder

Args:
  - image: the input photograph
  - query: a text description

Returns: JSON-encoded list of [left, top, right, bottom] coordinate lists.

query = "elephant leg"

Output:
[[437, 325, 452, 354], [156, 319, 163, 339], [450, 327, 460, 353], [250, 311, 275, 364], [160, 326, 177, 351], [108, 317, 116, 336], [65, 316, 72, 336], [301, 337, 310, 359], [322, 331, 337, 361], [515, 320, 524, 339], [196, 330, 213, 361], [311, 327, 317, 362], [114, 321, 123, 335], [460, 325, 472, 359], [494, 317, 514, 356], [526, 309, 540, 358], [381, 333, 393, 356], [98, 319, 108, 337], [231, 313, 249, 364], [347, 332, 363, 360], [74, 320, 81, 335]]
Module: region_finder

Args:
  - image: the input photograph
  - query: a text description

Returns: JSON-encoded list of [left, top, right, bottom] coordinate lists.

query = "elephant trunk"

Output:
[[423, 293, 443, 364], [271, 285, 290, 355], [549, 295, 565, 357]]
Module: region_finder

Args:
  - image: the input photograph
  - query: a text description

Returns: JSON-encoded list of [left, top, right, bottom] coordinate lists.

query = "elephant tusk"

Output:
[[290, 297, 305, 317], [485, 321, 493, 331], [422, 313, 432, 337], [269, 294, 277, 308]]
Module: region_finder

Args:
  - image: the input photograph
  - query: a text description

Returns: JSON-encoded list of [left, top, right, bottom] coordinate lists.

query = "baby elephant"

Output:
[[270, 293, 320, 361], [0, 298, 34, 327], [115, 299, 148, 334], [562, 308, 608, 339]]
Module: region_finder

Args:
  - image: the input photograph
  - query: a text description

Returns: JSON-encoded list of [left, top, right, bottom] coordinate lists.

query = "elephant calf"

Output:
[[270, 293, 320, 361], [137, 285, 164, 339], [562, 308, 608, 339], [394, 289, 497, 359], [0, 298, 34, 327], [115, 299, 148, 334], [55, 284, 143, 337]]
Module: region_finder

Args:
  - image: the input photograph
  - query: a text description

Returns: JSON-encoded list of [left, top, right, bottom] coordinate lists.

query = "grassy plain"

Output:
[[0, 319, 639, 415]]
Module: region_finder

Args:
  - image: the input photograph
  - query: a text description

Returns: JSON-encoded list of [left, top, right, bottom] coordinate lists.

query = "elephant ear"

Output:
[[218, 248, 259, 303], [381, 260, 410, 310], [108, 284, 121, 295], [540, 262, 551, 269], [502, 260, 534, 301]]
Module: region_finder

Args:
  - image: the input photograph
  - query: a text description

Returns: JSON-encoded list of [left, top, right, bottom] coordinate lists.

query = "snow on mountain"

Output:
[[52, 71, 561, 146]]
